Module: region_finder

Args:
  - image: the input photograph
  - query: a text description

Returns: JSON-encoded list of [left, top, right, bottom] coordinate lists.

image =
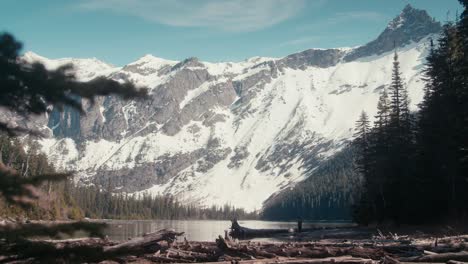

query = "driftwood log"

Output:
[[229, 219, 324, 239], [103, 228, 184, 255], [230, 219, 291, 239], [400, 251, 468, 262], [0, 228, 183, 263]]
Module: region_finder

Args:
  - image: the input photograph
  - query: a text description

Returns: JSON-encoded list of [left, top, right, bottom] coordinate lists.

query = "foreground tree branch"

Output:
[[0, 32, 149, 261]]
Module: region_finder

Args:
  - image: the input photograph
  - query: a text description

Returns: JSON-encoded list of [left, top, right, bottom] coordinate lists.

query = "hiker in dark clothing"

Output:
[[297, 218, 303, 233]]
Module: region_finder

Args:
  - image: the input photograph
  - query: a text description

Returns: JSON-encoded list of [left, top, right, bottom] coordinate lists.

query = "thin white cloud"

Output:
[[296, 11, 387, 32], [78, 0, 306, 32], [326, 11, 387, 25]]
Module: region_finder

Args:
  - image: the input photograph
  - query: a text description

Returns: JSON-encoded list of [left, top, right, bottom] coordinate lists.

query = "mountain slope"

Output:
[[7, 5, 441, 212]]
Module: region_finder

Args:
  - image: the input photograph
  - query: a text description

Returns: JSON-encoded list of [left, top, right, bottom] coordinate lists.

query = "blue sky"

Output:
[[0, 0, 462, 65]]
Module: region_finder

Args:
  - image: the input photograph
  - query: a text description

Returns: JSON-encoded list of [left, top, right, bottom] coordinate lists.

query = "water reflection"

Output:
[[102, 220, 353, 242]]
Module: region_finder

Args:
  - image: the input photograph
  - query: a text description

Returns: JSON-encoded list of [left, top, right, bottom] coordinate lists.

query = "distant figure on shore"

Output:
[[297, 218, 303, 233]]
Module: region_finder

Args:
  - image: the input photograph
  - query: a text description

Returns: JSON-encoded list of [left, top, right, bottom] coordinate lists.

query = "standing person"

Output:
[[297, 217, 303, 233]]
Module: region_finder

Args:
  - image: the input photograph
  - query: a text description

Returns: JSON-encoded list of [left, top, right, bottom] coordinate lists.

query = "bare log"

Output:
[[229, 220, 323, 239], [400, 251, 468, 262], [145, 255, 194, 263], [447, 260, 468, 264], [103, 228, 184, 255], [194, 256, 377, 264]]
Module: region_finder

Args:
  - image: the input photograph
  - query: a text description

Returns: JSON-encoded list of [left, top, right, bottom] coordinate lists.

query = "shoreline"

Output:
[[2, 219, 468, 263], [2, 225, 468, 263]]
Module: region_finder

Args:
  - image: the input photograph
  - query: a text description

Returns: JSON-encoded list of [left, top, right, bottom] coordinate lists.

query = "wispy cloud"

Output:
[[326, 11, 387, 24], [296, 11, 387, 32], [78, 0, 306, 32]]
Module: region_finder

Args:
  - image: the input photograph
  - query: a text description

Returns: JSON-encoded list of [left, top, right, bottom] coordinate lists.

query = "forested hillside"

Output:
[[0, 134, 83, 220], [261, 146, 361, 220]]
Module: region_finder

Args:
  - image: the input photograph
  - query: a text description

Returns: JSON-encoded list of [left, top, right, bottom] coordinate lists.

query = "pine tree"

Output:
[[415, 38, 446, 219], [457, 0, 468, 214], [354, 50, 417, 224], [436, 23, 463, 216], [352, 111, 374, 224], [387, 51, 406, 223], [415, 20, 468, 219], [389, 51, 404, 128], [375, 89, 391, 130], [371, 89, 391, 222], [354, 111, 371, 177]]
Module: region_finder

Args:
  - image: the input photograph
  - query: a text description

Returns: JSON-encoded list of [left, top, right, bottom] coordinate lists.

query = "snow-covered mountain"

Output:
[[9, 5, 441, 212]]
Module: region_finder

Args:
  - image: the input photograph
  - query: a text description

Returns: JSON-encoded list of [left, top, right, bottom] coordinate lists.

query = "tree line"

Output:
[[0, 133, 256, 221], [0, 134, 84, 220], [70, 183, 258, 220], [353, 1, 468, 225]]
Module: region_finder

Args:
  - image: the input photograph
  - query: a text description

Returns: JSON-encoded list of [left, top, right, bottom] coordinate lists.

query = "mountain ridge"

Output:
[[3, 5, 442, 212]]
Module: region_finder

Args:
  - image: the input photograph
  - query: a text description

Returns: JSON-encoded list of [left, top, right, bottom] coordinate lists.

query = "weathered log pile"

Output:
[[1, 228, 468, 263], [0, 229, 183, 263]]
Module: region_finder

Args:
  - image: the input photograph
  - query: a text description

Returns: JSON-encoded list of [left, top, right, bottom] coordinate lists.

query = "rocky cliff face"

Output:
[[344, 4, 441, 61], [4, 5, 442, 211]]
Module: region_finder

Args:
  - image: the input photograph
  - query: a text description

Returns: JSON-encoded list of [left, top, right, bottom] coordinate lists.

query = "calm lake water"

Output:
[[101, 220, 354, 242]]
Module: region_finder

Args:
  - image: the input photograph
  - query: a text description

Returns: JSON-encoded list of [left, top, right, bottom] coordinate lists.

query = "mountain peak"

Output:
[[386, 4, 437, 31], [344, 5, 441, 61], [402, 4, 415, 13], [122, 54, 178, 75], [171, 57, 204, 71], [131, 54, 177, 65], [22, 51, 49, 64]]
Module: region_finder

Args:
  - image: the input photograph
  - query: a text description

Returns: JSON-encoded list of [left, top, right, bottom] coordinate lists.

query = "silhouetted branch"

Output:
[[0, 222, 107, 241], [0, 32, 148, 136], [0, 164, 70, 208]]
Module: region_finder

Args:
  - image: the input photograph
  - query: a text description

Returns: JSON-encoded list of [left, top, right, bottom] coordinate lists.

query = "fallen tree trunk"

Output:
[[0, 229, 184, 263], [400, 251, 468, 262], [103, 228, 184, 255], [214, 235, 389, 261], [229, 220, 293, 239], [228, 220, 331, 239], [193, 256, 377, 264]]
